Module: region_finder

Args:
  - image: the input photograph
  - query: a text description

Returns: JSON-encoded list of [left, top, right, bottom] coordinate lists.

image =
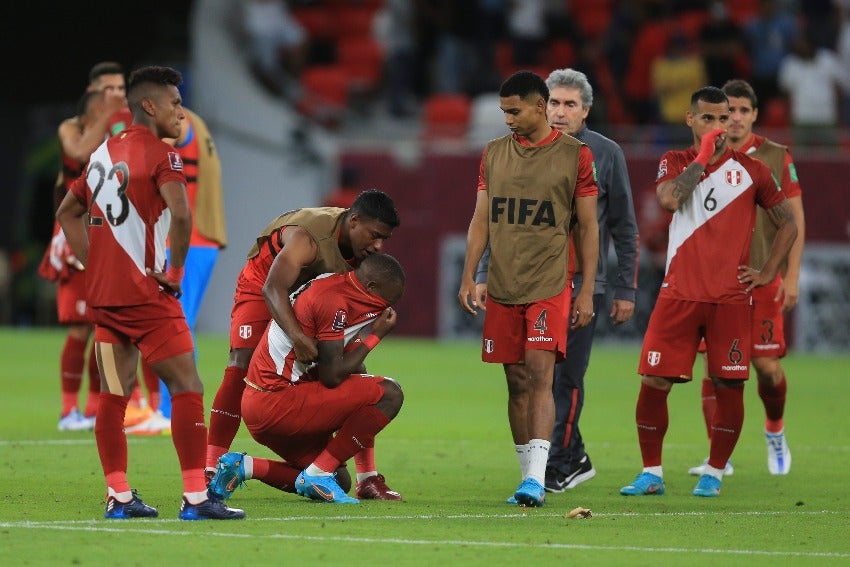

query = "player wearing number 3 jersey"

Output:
[[620, 86, 796, 499]]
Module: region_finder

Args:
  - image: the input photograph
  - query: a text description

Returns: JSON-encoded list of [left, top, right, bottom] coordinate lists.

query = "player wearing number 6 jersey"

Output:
[[57, 65, 243, 521], [619, 86, 796, 499]]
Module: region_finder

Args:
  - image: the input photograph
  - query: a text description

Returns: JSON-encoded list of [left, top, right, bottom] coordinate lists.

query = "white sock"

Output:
[[643, 465, 663, 478], [306, 463, 333, 477], [107, 487, 133, 503], [356, 471, 377, 483], [515, 443, 529, 479], [703, 464, 724, 480], [526, 439, 551, 485], [183, 490, 208, 505], [243, 455, 254, 480]]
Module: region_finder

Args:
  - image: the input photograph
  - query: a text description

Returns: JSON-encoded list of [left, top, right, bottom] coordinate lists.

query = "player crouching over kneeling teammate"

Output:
[[209, 253, 406, 504]]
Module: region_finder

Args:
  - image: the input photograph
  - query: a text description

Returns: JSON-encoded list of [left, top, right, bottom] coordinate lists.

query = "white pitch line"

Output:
[[0, 521, 848, 559]]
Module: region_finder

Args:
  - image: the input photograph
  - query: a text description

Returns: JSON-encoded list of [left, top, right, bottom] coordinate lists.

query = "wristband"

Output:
[[167, 265, 185, 283], [363, 334, 381, 351]]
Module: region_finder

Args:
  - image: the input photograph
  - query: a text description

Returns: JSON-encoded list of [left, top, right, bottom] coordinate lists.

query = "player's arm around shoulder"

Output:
[[264, 226, 320, 362]]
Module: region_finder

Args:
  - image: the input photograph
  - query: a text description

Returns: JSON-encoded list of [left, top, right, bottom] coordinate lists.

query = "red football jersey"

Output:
[[69, 125, 186, 307], [655, 147, 786, 304], [248, 271, 390, 391]]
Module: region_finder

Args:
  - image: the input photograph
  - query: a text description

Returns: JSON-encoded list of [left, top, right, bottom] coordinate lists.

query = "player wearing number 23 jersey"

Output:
[[69, 125, 187, 309]]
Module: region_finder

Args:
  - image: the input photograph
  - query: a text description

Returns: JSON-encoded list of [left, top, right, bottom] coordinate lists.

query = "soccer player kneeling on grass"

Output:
[[209, 253, 406, 504]]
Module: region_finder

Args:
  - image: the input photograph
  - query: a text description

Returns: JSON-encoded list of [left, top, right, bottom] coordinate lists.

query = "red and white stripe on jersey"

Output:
[[248, 271, 390, 390], [657, 147, 785, 304], [69, 125, 186, 307]]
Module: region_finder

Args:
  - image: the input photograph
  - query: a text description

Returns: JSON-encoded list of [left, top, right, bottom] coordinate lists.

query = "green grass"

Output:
[[1, 328, 848, 566]]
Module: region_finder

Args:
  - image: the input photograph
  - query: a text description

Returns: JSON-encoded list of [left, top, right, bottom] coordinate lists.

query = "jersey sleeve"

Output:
[[477, 147, 488, 192], [68, 167, 89, 206], [153, 148, 188, 188], [311, 293, 347, 343], [655, 150, 686, 185], [574, 145, 598, 197], [779, 151, 802, 199]]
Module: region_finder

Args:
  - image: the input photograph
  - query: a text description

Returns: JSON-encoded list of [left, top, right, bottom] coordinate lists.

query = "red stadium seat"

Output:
[[298, 65, 350, 126], [422, 94, 472, 140], [337, 37, 384, 92]]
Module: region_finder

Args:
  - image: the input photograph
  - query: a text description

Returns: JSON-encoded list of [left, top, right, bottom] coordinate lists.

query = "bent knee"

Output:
[[379, 378, 404, 410]]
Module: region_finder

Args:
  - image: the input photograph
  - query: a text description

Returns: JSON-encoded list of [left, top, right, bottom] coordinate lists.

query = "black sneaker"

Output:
[[179, 490, 246, 520], [104, 489, 159, 519], [544, 467, 569, 493], [564, 455, 596, 490]]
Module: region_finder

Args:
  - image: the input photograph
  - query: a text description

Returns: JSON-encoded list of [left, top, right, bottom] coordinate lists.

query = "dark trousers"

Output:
[[547, 294, 603, 473]]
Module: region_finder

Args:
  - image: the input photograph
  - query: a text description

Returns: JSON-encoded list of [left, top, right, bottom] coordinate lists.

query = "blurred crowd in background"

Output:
[[2, 0, 850, 330]]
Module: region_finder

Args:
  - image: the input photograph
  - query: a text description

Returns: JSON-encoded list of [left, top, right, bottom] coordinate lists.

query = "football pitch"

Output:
[[1, 328, 848, 566]]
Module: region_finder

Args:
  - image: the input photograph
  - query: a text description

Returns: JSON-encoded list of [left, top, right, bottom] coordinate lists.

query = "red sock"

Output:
[[141, 361, 161, 410], [60, 335, 87, 414], [171, 392, 208, 493], [95, 392, 130, 492], [759, 375, 787, 432], [635, 382, 669, 467], [83, 340, 100, 417], [354, 447, 376, 474], [206, 366, 248, 468], [253, 457, 300, 493], [324, 406, 390, 466], [708, 384, 744, 469], [700, 377, 716, 441]]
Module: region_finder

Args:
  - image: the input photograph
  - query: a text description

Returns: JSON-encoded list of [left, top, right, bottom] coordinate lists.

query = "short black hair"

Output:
[[499, 70, 549, 103], [359, 253, 406, 288], [691, 86, 728, 107], [88, 61, 124, 85], [127, 66, 183, 111], [350, 189, 400, 228], [721, 79, 758, 108]]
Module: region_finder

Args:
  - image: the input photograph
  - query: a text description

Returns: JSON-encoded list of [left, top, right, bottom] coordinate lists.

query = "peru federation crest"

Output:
[[726, 169, 742, 186]]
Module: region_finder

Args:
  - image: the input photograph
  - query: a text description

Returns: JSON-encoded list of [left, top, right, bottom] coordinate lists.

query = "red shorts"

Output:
[[640, 296, 752, 381], [241, 374, 386, 468], [56, 269, 90, 324], [90, 295, 194, 365], [481, 286, 570, 364], [750, 275, 786, 358], [229, 296, 271, 350], [696, 275, 784, 359]]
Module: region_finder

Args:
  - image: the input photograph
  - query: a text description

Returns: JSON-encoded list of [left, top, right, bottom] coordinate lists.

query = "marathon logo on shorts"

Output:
[[484, 339, 495, 354], [726, 169, 742, 186], [239, 325, 252, 340], [332, 309, 347, 331], [647, 351, 661, 366], [168, 151, 184, 171]]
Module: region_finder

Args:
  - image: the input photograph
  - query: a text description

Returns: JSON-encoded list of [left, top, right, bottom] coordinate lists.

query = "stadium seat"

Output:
[[298, 65, 350, 126], [292, 6, 335, 40], [337, 36, 384, 92], [422, 93, 472, 140], [336, 6, 378, 38]]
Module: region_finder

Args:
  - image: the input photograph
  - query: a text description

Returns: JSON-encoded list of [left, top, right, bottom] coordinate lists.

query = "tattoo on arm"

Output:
[[670, 163, 705, 206], [766, 199, 794, 227]]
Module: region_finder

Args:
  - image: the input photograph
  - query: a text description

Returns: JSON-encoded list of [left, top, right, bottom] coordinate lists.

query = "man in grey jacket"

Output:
[[476, 68, 639, 493]]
